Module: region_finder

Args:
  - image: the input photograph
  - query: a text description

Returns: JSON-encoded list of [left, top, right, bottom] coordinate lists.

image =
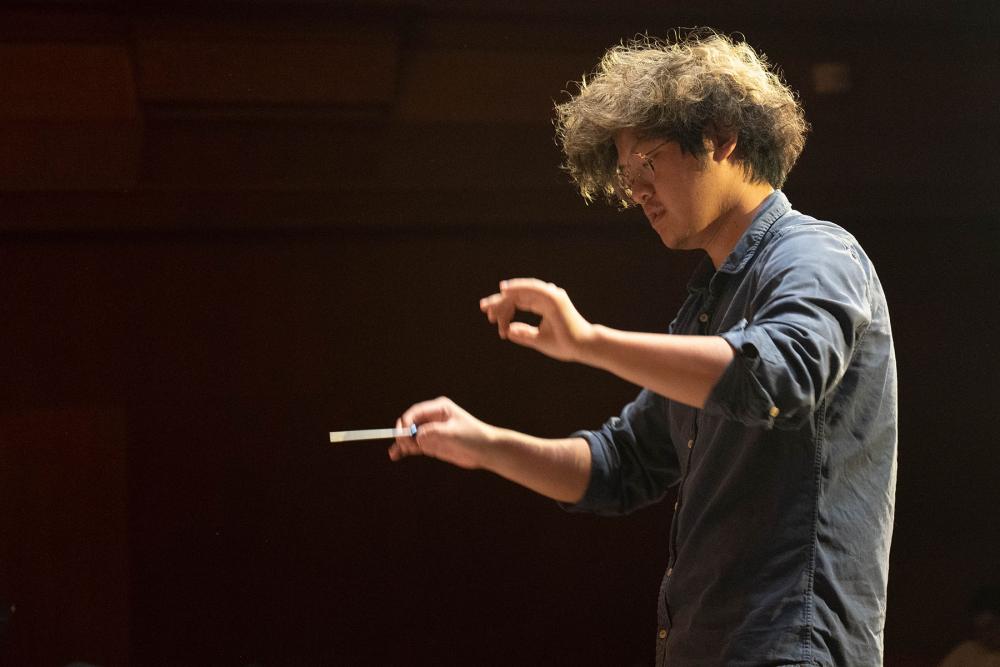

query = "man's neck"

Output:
[[705, 184, 775, 268]]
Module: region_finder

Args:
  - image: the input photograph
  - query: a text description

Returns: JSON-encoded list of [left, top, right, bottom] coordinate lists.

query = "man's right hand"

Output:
[[388, 396, 592, 504], [388, 396, 497, 470]]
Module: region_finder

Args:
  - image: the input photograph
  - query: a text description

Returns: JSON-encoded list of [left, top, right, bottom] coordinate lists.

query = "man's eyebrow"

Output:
[[615, 139, 641, 169]]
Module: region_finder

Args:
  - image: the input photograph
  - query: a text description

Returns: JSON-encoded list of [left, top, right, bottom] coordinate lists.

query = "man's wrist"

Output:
[[473, 424, 505, 472], [574, 322, 608, 368]]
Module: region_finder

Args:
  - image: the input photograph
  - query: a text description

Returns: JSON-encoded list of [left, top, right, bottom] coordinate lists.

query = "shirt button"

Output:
[[769, 405, 780, 418], [658, 628, 668, 640], [687, 439, 694, 449], [698, 313, 709, 323], [673, 500, 679, 511], [667, 567, 673, 576]]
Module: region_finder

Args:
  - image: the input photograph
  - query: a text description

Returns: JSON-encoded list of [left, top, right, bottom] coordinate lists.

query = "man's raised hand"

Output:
[[479, 278, 595, 363]]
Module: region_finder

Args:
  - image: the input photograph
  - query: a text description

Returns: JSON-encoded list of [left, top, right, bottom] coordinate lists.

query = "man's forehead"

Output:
[[613, 128, 641, 152], [614, 128, 663, 158]]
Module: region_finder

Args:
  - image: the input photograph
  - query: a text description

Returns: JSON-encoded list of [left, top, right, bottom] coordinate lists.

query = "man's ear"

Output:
[[705, 126, 738, 163]]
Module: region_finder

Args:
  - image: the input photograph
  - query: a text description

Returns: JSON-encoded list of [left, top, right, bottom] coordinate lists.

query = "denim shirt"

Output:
[[564, 191, 897, 666]]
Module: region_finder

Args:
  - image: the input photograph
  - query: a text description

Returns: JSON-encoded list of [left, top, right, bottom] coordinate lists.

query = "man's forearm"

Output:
[[578, 325, 734, 408], [478, 429, 591, 504]]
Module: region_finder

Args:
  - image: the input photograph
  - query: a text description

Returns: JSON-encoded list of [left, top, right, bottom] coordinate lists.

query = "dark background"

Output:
[[0, 2, 997, 665]]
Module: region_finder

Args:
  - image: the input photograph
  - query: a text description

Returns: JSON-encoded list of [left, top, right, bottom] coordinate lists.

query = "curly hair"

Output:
[[554, 29, 809, 206]]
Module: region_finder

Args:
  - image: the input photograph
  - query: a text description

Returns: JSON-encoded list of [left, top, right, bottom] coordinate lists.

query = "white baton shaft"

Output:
[[328, 424, 418, 443]]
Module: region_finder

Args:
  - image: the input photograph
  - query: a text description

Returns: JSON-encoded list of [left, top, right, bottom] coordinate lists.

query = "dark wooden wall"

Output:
[[0, 3, 997, 665]]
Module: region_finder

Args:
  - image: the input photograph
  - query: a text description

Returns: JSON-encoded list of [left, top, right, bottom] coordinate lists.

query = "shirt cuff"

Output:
[[556, 429, 615, 514], [704, 320, 782, 429]]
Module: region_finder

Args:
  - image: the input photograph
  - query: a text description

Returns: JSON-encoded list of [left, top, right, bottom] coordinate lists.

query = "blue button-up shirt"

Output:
[[565, 191, 897, 666]]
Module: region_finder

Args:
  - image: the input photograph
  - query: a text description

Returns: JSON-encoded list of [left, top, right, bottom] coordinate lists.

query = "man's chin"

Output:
[[657, 231, 689, 250]]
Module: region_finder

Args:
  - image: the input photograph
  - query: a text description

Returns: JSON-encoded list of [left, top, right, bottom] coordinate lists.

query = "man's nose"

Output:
[[631, 180, 654, 204]]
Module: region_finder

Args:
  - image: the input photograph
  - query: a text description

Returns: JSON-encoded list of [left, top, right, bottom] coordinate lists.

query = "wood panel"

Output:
[[396, 48, 592, 123], [0, 121, 140, 191], [138, 118, 564, 191], [136, 22, 401, 106], [0, 43, 140, 190], [0, 408, 129, 667], [0, 187, 611, 232], [0, 44, 136, 120]]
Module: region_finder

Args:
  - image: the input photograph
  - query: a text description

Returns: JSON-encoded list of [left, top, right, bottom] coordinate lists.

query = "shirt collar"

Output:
[[718, 190, 791, 274], [686, 190, 791, 293]]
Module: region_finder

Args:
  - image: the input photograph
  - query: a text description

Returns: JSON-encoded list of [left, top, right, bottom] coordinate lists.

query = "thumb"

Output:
[[414, 422, 446, 457], [506, 322, 540, 348]]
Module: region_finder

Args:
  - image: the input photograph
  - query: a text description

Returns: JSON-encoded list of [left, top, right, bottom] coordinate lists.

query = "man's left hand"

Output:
[[479, 278, 595, 362]]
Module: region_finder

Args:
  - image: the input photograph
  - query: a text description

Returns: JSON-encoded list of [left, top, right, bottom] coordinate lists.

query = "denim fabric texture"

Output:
[[564, 191, 897, 666]]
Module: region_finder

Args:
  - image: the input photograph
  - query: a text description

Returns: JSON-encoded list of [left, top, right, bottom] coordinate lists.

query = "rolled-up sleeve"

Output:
[[704, 228, 873, 430], [560, 389, 681, 516]]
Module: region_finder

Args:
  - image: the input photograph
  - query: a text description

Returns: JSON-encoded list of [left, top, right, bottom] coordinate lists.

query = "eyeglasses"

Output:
[[615, 140, 669, 204]]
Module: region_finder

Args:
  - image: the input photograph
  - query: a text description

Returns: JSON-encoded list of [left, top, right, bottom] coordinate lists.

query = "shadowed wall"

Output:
[[0, 3, 997, 665]]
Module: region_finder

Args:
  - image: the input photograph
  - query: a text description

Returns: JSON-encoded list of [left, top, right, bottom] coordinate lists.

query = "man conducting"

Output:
[[389, 31, 897, 666]]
